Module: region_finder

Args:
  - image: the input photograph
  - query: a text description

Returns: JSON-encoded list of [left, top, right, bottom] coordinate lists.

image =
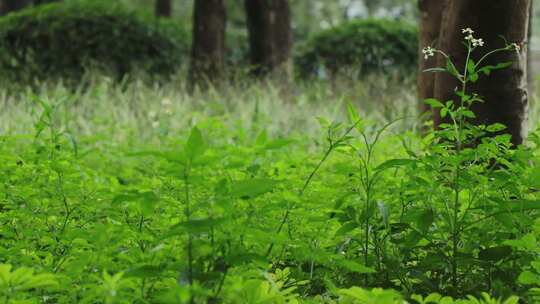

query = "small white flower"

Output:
[[161, 98, 172, 106], [472, 38, 484, 47], [422, 46, 436, 60], [465, 34, 474, 41], [462, 28, 474, 35]]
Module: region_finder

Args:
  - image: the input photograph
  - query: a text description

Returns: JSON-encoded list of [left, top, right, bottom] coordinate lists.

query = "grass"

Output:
[[0, 74, 419, 143]]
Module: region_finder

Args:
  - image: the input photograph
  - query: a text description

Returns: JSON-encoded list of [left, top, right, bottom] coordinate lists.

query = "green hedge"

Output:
[[296, 19, 418, 78], [0, 0, 190, 82]]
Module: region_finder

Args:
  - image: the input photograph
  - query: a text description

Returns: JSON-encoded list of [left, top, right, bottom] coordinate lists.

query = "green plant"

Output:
[[0, 0, 189, 83], [296, 19, 417, 79], [397, 28, 529, 296], [0, 264, 57, 303]]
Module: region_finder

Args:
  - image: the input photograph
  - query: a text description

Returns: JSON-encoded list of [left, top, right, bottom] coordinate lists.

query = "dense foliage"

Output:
[[1, 84, 540, 303], [0, 0, 189, 82], [0, 1, 539, 303], [296, 19, 418, 78]]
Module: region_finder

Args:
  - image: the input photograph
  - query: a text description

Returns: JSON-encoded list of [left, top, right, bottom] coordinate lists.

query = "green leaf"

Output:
[[335, 222, 357, 236], [467, 59, 476, 74], [440, 107, 448, 118], [446, 57, 461, 78], [163, 217, 229, 239], [486, 123, 507, 132], [229, 178, 277, 199], [337, 260, 375, 274], [461, 110, 475, 118], [478, 246, 512, 262], [347, 102, 361, 126], [469, 73, 479, 83], [185, 127, 206, 162], [518, 271, 540, 285], [375, 159, 414, 171], [403, 209, 434, 233], [125, 265, 163, 278], [424, 98, 444, 108], [112, 191, 159, 216], [504, 234, 537, 251], [494, 62, 513, 70]]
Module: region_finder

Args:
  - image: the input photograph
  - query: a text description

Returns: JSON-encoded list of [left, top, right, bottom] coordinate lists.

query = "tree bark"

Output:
[[433, 0, 531, 145], [33, 0, 62, 5], [527, 2, 534, 91], [189, 0, 227, 88], [0, 0, 32, 16], [417, 0, 446, 113], [155, 0, 172, 18], [245, 0, 293, 79]]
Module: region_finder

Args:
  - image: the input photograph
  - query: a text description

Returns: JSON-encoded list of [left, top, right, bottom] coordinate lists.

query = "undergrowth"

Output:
[[1, 56, 540, 303]]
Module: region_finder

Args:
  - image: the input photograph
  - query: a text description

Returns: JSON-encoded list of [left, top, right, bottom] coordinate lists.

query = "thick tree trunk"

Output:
[[0, 0, 32, 16], [33, 0, 62, 5], [189, 0, 226, 88], [155, 0, 172, 18], [417, 0, 446, 113], [245, 0, 293, 78], [433, 0, 531, 145]]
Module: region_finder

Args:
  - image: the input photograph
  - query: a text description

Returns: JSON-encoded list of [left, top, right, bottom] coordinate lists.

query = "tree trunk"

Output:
[[417, 0, 446, 114], [155, 0, 172, 18], [527, 2, 534, 91], [433, 0, 531, 145], [189, 0, 226, 88], [245, 0, 293, 79], [0, 0, 32, 16], [33, 0, 62, 5]]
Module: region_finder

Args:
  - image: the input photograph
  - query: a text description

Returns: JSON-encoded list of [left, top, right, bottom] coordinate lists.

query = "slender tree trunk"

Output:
[[155, 0, 172, 18], [433, 0, 531, 145], [245, 0, 293, 79], [418, 0, 446, 114], [0, 0, 32, 16], [527, 2, 534, 91], [189, 0, 226, 89]]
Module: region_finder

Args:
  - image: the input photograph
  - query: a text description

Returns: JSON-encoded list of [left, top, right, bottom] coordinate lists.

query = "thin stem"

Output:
[[474, 46, 513, 69], [449, 42, 473, 294], [183, 162, 194, 304]]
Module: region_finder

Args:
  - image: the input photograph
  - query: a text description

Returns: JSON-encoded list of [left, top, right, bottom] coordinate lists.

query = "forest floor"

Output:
[[1, 75, 540, 303]]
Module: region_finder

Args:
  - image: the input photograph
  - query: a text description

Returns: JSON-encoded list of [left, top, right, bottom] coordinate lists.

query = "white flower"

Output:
[[465, 34, 474, 41], [422, 46, 436, 60], [462, 28, 474, 35], [161, 98, 172, 106], [472, 38, 484, 47]]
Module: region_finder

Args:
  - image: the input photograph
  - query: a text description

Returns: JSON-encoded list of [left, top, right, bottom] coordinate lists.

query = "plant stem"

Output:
[[450, 44, 472, 294], [183, 163, 194, 304]]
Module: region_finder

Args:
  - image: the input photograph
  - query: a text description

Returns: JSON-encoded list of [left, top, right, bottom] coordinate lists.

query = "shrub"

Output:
[[296, 19, 418, 78], [0, 0, 190, 83]]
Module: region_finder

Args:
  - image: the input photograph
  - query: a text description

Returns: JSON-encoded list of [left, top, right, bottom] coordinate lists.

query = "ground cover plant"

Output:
[[1, 37, 540, 303], [0, 0, 539, 298]]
